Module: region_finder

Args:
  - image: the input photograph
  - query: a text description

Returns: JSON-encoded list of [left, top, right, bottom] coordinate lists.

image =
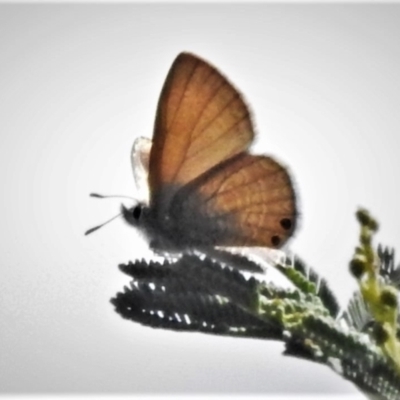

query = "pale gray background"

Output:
[[1, 3, 399, 396]]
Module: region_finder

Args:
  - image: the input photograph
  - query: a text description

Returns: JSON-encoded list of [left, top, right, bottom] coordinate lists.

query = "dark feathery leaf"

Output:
[[340, 355, 400, 400], [281, 255, 340, 317], [201, 248, 264, 273], [118, 258, 173, 280], [175, 254, 260, 310], [342, 292, 373, 333], [112, 254, 283, 340], [111, 288, 282, 339], [111, 245, 400, 399], [300, 314, 371, 360], [283, 337, 321, 363], [298, 314, 400, 399], [377, 245, 400, 288]]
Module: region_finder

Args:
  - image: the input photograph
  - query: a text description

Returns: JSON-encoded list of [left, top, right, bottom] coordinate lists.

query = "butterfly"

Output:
[[122, 52, 297, 254]]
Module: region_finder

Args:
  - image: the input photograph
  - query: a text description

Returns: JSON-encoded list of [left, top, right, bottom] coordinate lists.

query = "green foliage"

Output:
[[112, 209, 400, 400], [350, 209, 400, 378]]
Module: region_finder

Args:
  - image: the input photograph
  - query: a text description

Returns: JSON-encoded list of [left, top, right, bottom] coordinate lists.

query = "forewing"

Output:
[[149, 52, 255, 209], [171, 153, 297, 248]]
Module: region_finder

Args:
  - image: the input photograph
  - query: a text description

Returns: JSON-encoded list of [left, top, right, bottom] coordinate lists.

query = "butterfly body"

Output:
[[123, 52, 297, 253], [123, 185, 236, 253]]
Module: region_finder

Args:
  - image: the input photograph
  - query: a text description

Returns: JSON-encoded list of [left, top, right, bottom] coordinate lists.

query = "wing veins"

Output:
[[189, 74, 227, 141], [186, 90, 243, 154], [202, 162, 260, 205], [172, 97, 247, 185], [211, 209, 295, 219], [182, 110, 248, 167], [227, 196, 296, 213], [204, 168, 283, 205], [167, 58, 199, 131], [175, 69, 226, 179], [199, 154, 253, 203], [168, 59, 203, 183]]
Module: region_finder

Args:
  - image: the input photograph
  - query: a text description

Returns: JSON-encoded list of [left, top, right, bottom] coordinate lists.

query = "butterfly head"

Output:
[[121, 201, 185, 253], [121, 203, 148, 228], [121, 202, 164, 245]]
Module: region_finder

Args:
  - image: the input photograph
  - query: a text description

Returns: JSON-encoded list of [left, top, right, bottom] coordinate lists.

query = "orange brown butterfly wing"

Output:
[[149, 52, 254, 212], [170, 153, 297, 248]]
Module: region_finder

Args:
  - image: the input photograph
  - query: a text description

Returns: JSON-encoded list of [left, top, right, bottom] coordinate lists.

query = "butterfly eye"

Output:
[[132, 205, 142, 220]]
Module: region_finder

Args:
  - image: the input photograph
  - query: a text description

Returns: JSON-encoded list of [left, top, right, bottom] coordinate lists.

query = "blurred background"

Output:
[[1, 3, 399, 396]]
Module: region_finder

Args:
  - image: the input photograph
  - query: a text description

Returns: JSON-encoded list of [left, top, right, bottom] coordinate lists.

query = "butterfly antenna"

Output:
[[85, 212, 122, 236], [90, 193, 134, 200]]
